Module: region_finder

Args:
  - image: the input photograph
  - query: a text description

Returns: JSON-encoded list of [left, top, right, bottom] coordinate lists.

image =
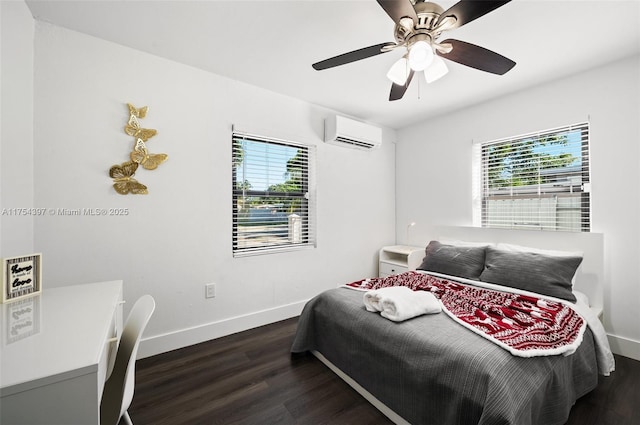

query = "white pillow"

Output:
[[495, 243, 583, 258], [438, 237, 494, 248], [573, 290, 590, 307]]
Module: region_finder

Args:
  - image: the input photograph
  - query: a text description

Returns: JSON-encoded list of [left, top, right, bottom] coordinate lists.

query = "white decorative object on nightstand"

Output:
[[379, 245, 424, 277]]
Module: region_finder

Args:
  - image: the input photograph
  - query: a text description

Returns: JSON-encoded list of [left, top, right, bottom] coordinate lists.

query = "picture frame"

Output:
[[1, 253, 43, 303]]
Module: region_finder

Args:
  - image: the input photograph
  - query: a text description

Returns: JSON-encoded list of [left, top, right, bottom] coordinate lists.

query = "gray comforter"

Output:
[[291, 287, 598, 425]]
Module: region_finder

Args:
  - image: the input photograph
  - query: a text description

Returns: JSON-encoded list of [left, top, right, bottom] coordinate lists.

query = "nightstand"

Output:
[[378, 245, 425, 277]]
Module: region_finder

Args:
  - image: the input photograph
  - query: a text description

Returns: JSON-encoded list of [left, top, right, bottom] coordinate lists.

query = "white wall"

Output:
[[396, 55, 640, 360], [6, 21, 397, 357], [0, 0, 34, 258]]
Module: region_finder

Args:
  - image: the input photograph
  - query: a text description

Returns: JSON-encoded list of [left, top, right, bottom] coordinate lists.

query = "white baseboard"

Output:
[[137, 300, 308, 359], [607, 334, 640, 361]]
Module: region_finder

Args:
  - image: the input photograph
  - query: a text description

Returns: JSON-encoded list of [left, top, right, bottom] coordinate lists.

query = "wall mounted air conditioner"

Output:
[[324, 115, 382, 150]]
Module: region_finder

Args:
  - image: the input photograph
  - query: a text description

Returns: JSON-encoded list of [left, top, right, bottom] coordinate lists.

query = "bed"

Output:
[[291, 227, 615, 425]]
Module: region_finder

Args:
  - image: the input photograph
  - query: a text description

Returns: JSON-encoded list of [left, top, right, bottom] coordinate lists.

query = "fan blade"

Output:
[[437, 0, 511, 30], [377, 0, 418, 24], [312, 42, 395, 70], [437, 39, 515, 75], [389, 69, 415, 101]]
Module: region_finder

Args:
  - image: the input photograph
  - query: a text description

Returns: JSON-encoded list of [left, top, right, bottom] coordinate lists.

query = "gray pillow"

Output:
[[479, 246, 582, 302], [417, 241, 486, 280]]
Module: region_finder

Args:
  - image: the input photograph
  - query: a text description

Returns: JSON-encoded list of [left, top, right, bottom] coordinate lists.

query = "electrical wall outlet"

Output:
[[205, 283, 216, 298]]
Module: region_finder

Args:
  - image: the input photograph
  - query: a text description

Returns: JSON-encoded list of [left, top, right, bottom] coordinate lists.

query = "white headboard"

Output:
[[429, 226, 604, 312]]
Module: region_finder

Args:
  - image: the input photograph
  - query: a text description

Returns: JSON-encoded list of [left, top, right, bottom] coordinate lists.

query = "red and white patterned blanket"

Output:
[[346, 271, 586, 357]]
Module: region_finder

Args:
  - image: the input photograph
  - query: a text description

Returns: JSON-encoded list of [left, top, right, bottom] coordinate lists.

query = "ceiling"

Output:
[[25, 0, 640, 129]]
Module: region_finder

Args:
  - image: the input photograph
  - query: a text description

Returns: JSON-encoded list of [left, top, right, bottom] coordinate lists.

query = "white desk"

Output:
[[0, 281, 123, 425]]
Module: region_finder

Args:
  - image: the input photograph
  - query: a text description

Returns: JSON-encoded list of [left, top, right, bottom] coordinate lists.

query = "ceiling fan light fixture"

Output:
[[408, 40, 434, 71], [424, 55, 448, 83], [311, 0, 516, 101], [387, 57, 410, 86]]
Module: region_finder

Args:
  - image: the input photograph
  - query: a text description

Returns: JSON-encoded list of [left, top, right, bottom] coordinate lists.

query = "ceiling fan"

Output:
[[312, 0, 516, 101]]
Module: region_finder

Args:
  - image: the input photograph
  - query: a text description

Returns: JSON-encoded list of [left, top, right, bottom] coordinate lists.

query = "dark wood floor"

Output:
[[127, 317, 640, 425]]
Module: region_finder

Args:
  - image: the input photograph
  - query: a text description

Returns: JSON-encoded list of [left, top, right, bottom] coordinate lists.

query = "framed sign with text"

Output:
[[1, 254, 42, 303]]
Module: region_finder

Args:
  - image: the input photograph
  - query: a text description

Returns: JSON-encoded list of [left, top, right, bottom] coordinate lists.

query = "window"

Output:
[[232, 131, 316, 256], [473, 122, 590, 232]]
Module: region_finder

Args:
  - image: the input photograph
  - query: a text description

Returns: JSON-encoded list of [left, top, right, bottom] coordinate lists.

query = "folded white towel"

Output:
[[364, 286, 410, 312], [363, 291, 382, 312], [379, 288, 441, 322]]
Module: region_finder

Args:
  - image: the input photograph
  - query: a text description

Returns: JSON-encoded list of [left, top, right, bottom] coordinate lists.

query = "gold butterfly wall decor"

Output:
[[109, 103, 168, 195], [130, 139, 168, 170], [124, 115, 157, 141], [128, 103, 148, 118], [109, 161, 148, 195]]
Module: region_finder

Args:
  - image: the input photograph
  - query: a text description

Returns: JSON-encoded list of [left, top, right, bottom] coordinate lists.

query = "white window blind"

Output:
[[474, 122, 590, 232], [232, 131, 316, 256]]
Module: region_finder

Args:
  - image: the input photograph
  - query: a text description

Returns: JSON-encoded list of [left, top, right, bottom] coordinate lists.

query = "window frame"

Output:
[[473, 122, 591, 232], [232, 130, 316, 257]]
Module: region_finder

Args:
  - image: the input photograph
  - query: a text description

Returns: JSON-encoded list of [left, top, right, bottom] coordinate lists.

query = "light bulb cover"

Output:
[[424, 55, 448, 83], [386, 57, 410, 86], [408, 41, 434, 71]]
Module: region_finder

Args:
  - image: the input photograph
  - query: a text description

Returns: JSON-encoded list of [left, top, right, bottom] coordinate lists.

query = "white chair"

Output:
[[100, 295, 155, 425]]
